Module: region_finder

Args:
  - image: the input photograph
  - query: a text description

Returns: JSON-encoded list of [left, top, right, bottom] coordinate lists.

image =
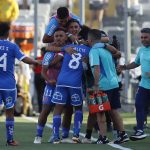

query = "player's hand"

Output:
[[82, 57, 89, 63], [48, 80, 56, 86], [117, 65, 126, 72], [65, 47, 77, 55], [69, 34, 79, 43], [35, 60, 42, 65], [79, 40, 89, 45], [46, 45, 55, 51], [49, 42, 57, 46], [46, 42, 57, 51]]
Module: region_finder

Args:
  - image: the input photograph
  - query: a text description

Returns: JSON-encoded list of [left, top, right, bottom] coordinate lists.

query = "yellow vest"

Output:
[[0, 0, 19, 22]]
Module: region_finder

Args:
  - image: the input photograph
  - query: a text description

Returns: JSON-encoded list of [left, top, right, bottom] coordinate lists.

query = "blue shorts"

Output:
[[104, 88, 121, 109], [135, 86, 150, 110], [52, 86, 83, 106], [42, 84, 55, 105], [0, 89, 17, 109]]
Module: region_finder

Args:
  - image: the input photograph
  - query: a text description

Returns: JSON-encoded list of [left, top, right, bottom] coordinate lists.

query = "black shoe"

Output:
[[6, 140, 18, 146], [130, 130, 147, 141], [93, 135, 109, 144], [114, 132, 129, 144]]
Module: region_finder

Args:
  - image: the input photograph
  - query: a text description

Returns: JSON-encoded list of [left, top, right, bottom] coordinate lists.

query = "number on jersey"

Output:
[[69, 53, 82, 69], [0, 53, 7, 71]]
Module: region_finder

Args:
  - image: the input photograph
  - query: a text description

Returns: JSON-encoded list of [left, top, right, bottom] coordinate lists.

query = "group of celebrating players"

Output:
[[0, 6, 149, 146]]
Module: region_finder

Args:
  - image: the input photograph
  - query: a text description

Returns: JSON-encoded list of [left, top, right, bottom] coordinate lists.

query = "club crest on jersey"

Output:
[[53, 92, 62, 101], [71, 94, 80, 102], [6, 97, 13, 105]]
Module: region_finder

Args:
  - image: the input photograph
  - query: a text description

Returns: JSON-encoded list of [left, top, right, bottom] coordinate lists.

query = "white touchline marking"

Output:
[[23, 116, 133, 150]]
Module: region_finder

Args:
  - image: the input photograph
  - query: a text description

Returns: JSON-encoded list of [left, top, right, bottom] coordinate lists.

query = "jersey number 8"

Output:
[[69, 53, 82, 69]]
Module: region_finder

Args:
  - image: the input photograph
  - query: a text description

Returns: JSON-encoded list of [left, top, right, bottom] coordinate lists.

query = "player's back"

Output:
[[57, 44, 90, 88], [92, 46, 119, 90], [0, 40, 25, 90]]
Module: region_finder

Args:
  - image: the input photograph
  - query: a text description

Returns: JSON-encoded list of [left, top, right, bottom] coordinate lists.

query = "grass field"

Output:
[[0, 113, 150, 150]]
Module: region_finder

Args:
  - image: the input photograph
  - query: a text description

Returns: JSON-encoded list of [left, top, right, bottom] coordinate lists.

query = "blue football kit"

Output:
[[42, 52, 63, 105], [52, 44, 90, 106], [52, 44, 90, 140], [42, 52, 55, 105], [0, 40, 25, 109]]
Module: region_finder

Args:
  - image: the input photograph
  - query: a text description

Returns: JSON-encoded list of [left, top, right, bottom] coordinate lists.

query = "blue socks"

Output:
[[62, 127, 69, 138], [6, 118, 14, 141], [53, 115, 61, 139], [36, 125, 45, 137], [73, 110, 83, 136]]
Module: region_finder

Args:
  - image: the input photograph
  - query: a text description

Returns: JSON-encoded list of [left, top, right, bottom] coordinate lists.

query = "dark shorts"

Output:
[[104, 88, 121, 109], [135, 86, 150, 110]]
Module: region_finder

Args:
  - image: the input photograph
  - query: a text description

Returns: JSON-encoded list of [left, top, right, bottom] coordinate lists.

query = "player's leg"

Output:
[[82, 113, 97, 143], [62, 105, 73, 139], [94, 111, 109, 144], [72, 105, 83, 143], [3, 90, 18, 146], [51, 86, 67, 143], [106, 88, 129, 144], [130, 87, 148, 141], [34, 85, 55, 144], [70, 87, 83, 143], [105, 111, 112, 132]]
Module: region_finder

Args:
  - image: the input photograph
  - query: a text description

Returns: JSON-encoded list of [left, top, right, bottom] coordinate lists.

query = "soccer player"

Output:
[[34, 28, 65, 144], [43, 7, 81, 43], [46, 21, 89, 143], [88, 29, 129, 144], [118, 28, 150, 141], [0, 22, 40, 146], [51, 42, 91, 143]]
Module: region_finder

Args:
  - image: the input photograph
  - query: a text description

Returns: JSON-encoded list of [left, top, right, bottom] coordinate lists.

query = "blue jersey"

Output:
[[134, 46, 150, 89], [45, 13, 82, 36], [0, 40, 25, 90], [89, 43, 119, 90], [57, 44, 90, 88]]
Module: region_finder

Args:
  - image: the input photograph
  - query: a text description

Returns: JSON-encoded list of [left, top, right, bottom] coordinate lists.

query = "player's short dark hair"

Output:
[[88, 29, 102, 41], [79, 25, 90, 40], [66, 19, 81, 28], [0, 22, 10, 36], [141, 28, 150, 34], [57, 7, 69, 19], [54, 27, 66, 34]]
